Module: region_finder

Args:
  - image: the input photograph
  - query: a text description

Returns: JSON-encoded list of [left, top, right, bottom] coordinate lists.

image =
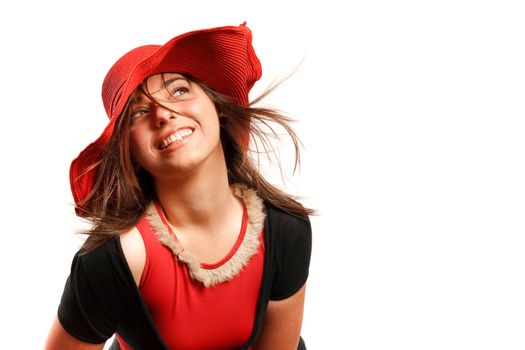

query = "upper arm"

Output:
[[270, 213, 312, 300], [120, 227, 146, 286], [57, 239, 132, 343], [256, 208, 312, 349], [253, 284, 307, 350], [45, 317, 105, 350]]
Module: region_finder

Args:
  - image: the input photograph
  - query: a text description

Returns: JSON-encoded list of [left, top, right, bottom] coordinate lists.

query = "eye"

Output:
[[171, 86, 189, 97], [130, 107, 149, 120], [165, 79, 191, 100]]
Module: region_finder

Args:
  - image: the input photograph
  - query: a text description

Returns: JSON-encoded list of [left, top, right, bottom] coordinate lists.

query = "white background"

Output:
[[1, 0, 524, 349]]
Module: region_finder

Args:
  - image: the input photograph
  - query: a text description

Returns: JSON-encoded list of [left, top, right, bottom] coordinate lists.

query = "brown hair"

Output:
[[79, 75, 313, 251]]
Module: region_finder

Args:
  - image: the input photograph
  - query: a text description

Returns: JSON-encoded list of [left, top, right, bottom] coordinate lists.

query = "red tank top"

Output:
[[117, 202, 264, 350]]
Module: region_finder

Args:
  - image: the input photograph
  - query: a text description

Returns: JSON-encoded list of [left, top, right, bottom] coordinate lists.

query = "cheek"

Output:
[[200, 102, 221, 132], [129, 129, 149, 165]]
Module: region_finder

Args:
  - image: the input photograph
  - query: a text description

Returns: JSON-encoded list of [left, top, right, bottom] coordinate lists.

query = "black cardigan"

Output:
[[58, 203, 312, 349]]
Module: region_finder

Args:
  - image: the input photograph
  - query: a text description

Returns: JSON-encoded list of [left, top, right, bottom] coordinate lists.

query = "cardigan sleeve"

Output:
[[269, 211, 312, 301], [57, 238, 132, 343]]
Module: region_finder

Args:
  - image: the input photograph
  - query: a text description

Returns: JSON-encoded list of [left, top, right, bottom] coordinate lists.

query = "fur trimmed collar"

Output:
[[145, 184, 265, 287]]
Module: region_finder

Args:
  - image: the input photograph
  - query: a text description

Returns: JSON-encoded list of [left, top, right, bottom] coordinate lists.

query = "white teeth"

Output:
[[159, 129, 193, 150]]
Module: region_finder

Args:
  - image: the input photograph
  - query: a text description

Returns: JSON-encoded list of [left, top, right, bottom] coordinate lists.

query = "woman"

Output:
[[45, 23, 313, 350]]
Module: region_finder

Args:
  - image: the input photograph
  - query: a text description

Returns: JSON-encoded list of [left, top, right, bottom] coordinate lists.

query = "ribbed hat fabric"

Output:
[[69, 23, 262, 211]]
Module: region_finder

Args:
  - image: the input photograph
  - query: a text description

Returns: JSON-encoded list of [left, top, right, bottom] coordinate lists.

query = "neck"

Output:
[[153, 150, 238, 231]]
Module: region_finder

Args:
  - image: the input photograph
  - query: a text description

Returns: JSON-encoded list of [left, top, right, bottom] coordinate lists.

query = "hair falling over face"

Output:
[[78, 75, 314, 252]]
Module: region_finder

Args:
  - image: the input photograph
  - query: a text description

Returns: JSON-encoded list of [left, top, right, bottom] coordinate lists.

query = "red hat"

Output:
[[69, 23, 262, 210]]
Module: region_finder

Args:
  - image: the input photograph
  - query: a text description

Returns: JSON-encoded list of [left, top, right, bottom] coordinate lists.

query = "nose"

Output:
[[153, 105, 175, 127]]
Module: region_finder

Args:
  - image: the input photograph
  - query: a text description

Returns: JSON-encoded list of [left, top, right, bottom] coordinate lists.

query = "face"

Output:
[[127, 73, 222, 180]]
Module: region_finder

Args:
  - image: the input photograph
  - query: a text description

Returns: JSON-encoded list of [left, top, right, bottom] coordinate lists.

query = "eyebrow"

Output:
[[129, 94, 145, 106], [148, 76, 189, 95], [162, 76, 187, 87]]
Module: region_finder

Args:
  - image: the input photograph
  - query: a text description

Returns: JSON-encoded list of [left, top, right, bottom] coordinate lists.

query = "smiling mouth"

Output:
[[158, 128, 194, 150]]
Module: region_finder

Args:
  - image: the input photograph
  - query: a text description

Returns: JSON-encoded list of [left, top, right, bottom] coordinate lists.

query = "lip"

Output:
[[157, 126, 195, 152]]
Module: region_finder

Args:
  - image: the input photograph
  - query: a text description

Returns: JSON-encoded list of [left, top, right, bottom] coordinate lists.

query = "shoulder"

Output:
[[73, 230, 143, 286], [264, 203, 312, 241], [68, 237, 129, 291], [63, 231, 143, 311], [75, 236, 122, 271], [120, 226, 145, 257], [119, 226, 146, 286]]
